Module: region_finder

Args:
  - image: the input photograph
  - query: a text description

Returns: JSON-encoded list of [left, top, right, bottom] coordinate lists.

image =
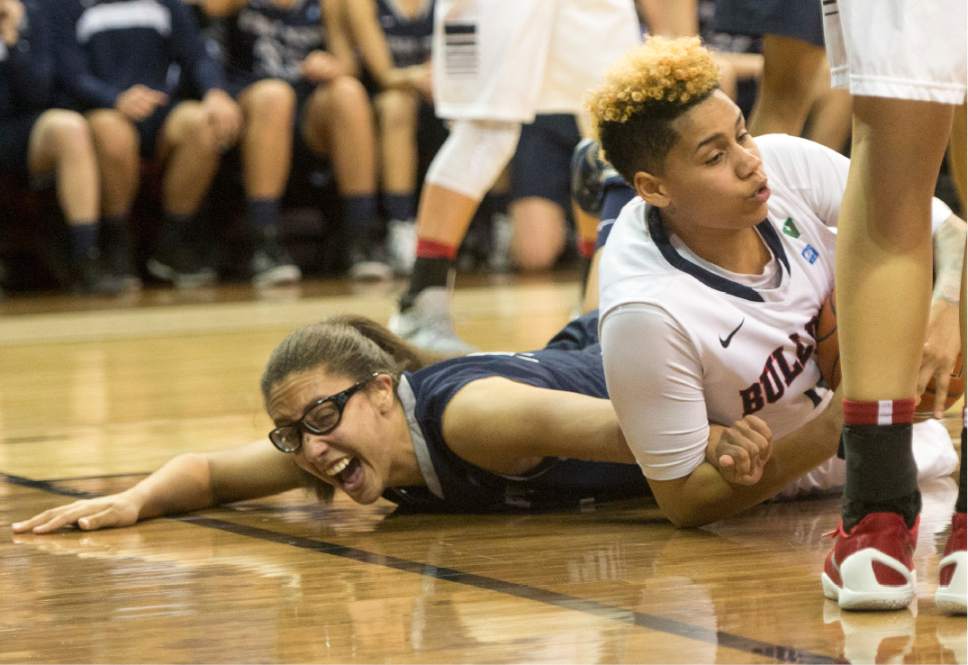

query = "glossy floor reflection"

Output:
[[1, 277, 965, 663]]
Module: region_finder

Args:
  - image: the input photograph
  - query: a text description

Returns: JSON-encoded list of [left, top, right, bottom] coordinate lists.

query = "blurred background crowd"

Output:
[[0, 0, 961, 298]]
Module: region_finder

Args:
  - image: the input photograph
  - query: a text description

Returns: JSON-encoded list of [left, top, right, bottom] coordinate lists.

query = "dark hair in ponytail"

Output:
[[260, 315, 446, 403]]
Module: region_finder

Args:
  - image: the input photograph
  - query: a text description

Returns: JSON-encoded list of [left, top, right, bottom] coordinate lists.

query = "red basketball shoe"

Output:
[[822, 512, 918, 610], [935, 512, 967, 614]]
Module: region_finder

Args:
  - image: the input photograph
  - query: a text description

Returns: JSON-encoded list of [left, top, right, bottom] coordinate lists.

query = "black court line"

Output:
[[4, 472, 840, 664], [38, 471, 150, 483]]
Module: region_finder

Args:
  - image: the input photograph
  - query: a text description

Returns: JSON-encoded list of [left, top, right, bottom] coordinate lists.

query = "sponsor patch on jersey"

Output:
[[783, 218, 800, 238], [801, 244, 819, 264]]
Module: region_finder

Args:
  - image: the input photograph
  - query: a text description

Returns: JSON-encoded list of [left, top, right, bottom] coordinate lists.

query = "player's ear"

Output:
[[373, 373, 396, 414], [633, 170, 670, 208]]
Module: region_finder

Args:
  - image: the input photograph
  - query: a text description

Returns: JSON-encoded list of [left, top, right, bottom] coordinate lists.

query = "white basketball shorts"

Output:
[[822, 0, 966, 104], [432, 0, 641, 122]]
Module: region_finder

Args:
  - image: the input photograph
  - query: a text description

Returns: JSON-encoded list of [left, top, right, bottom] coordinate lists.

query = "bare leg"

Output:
[[238, 79, 295, 200], [374, 88, 419, 198], [509, 197, 566, 271], [414, 183, 479, 246], [749, 35, 825, 137], [158, 101, 222, 216], [302, 76, 377, 196], [581, 249, 602, 314], [837, 97, 954, 399], [573, 202, 600, 312], [804, 62, 853, 152], [27, 109, 99, 225], [86, 110, 140, 219]]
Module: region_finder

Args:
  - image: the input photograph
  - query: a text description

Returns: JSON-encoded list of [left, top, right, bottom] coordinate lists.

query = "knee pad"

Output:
[[425, 120, 521, 199]]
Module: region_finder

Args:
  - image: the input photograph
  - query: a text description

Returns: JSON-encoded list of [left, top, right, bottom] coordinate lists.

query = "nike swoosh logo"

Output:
[[719, 318, 745, 348]]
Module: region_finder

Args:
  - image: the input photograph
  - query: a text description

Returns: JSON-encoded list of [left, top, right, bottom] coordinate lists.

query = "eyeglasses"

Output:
[[268, 373, 379, 453]]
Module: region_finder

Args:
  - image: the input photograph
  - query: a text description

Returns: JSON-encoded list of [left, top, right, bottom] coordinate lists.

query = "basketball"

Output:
[[814, 290, 964, 411], [814, 291, 840, 391], [916, 353, 966, 415]]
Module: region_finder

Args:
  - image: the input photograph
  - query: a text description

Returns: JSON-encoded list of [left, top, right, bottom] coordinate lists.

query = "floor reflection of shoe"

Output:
[[936, 512, 967, 614], [250, 234, 301, 288], [823, 601, 916, 664], [388, 287, 476, 356], [386, 219, 417, 276], [937, 618, 967, 665], [821, 512, 918, 610]]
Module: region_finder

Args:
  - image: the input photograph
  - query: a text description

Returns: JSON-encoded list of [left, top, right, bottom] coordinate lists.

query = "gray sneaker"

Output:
[[386, 218, 417, 276], [388, 288, 477, 356], [250, 233, 301, 288], [348, 239, 393, 281]]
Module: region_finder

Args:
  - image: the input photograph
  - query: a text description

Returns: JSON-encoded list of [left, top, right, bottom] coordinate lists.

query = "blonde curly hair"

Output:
[[587, 37, 720, 178]]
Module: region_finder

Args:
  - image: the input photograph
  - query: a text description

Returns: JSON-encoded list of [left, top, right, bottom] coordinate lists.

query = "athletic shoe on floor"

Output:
[[250, 233, 301, 288], [935, 512, 967, 614], [348, 241, 393, 281], [74, 250, 124, 296], [100, 223, 142, 291], [147, 244, 216, 289], [388, 287, 476, 356], [821, 512, 918, 610]]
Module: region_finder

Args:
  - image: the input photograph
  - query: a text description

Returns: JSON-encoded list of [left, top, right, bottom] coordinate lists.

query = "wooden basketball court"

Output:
[[1, 276, 965, 664]]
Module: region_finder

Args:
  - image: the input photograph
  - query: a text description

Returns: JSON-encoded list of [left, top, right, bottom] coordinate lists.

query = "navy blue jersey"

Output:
[[221, 0, 325, 92], [0, 0, 53, 119], [384, 313, 650, 512], [48, 0, 225, 110], [376, 0, 432, 68]]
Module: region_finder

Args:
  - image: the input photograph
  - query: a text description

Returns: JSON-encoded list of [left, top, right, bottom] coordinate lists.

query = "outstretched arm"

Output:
[[12, 441, 305, 534]]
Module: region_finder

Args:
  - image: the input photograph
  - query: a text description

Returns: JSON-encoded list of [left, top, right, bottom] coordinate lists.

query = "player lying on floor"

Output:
[[13, 311, 956, 534], [577, 37, 965, 527]]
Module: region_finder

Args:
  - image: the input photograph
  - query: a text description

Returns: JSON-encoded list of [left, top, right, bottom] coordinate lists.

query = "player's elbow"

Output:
[[664, 504, 715, 529], [652, 492, 714, 528]]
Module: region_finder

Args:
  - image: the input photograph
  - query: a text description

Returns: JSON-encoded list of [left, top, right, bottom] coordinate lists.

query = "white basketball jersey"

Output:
[[598, 134, 953, 486]]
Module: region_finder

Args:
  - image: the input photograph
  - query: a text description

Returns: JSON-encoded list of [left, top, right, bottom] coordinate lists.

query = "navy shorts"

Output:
[[543, 310, 600, 351], [0, 113, 40, 174], [510, 113, 581, 209], [714, 0, 824, 47]]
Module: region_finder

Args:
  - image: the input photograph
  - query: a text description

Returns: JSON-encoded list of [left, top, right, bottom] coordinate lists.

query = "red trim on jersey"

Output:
[[843, 398, 916, 426], [416, 239, 458, 260]]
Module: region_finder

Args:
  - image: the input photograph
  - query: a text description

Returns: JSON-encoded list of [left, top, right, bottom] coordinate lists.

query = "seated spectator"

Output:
[[204, 0, 388, 280], [48, 0, 243, 289], [340, 0, 434, 276], [0, 0, 120, 295]]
